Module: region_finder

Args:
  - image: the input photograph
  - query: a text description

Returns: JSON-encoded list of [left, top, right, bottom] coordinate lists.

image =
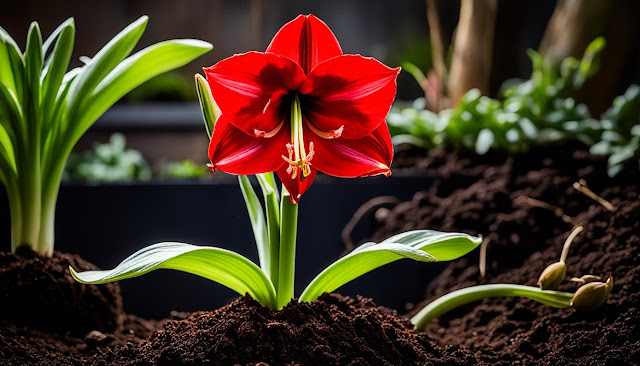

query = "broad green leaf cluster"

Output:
[[64, 133, 151, 182], [71, 75, 482, 310], [0, 16, 212, 255], [389, 38, 640, 176]]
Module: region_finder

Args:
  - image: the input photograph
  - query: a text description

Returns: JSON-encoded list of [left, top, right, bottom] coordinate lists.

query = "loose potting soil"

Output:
[[373, 141, 640, 365], [0, 250, 161, 365]]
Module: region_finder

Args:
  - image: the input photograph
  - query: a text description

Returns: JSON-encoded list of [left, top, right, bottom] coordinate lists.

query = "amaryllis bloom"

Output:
[[205, 14, 400, 203]]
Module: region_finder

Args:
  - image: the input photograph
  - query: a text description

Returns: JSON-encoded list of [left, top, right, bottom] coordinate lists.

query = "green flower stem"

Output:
[[276, 190, 298, 309], [411, 284, 574, 331], [256, 173, 281, 291]]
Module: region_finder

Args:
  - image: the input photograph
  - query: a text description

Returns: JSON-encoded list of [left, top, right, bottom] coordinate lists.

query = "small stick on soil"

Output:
[[479, 238, 490, 278], [573, 179, 616, 212], [515, 195, 573, 224], [341, 196, 401, 251]]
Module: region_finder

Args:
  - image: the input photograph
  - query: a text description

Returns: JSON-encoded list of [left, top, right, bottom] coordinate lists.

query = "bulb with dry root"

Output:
[[412, 276, 614, 331], [571, 276, 613, 311], [537, 226, 583, 290]]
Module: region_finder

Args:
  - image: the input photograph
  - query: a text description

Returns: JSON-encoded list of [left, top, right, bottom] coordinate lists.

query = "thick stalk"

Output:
[[37, 183, 59, 257], [411, 284, 574, 331], [18, 137, 41, 253], [276, 191, 298, 309], [34, 137, 73, 256]]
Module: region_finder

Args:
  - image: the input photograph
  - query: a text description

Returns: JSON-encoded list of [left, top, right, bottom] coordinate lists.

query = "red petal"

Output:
[[204, 52, 306, 137], [266, 15, 342, 74], [208, 114, 288, 175], [305, 121, 393, 178], [300, 55, 401, 139], [277, 165, 317, 204]]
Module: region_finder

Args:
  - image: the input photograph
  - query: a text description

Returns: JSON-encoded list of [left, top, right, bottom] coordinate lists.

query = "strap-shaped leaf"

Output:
[[238, 175, 270, 274], [70, 242, 276, 310], [195, 73, 220, 139], [299, 230, 482, 302], [0, 26, 21, 96], [41, 20, 74, 128], [72, 39, 212, 140], [410, 284, 574, 331], [0, 82, 23, 146], [256, 172, 281, 287], [3, 28, 25, 106], [42, 17, 74, 57], [66, 15, 147, 123]]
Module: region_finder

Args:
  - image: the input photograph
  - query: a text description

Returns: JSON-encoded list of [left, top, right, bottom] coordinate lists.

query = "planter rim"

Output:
[[61, 171, 437, 188]]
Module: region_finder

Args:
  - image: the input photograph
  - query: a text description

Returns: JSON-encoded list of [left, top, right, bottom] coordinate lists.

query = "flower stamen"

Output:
[[281, 94, 315, 180]]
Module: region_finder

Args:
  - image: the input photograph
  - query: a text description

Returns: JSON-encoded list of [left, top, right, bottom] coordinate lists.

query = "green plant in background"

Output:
[[64, 133, 150, 182], [0, 16, 212, 256], [589, 85, 640, 176], [157, 159, 208, 179], [390, 37, 640, 176]]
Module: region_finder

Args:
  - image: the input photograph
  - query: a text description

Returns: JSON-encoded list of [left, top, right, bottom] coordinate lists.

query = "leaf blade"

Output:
[[299, 230, 482, 302], [73, 39, 212, 139], [66, 15, 148, 124], [238, 175, 270, 274], [70, 242, 276, 309]]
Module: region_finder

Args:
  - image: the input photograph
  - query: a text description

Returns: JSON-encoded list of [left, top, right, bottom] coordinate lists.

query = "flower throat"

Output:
[[282, 94, 314, 180]]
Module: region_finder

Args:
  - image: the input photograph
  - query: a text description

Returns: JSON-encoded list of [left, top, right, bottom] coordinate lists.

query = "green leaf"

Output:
[[299, 230, 482, 302], [66, 15, 148, 124], [0, 123, 16, 176], [73, 39, 212, 140], [195, 73, 220, 139], [41, 20, 74, 127], [0, 34, 15, 94], [411, 284, 573, 331], [256, 173, 281, 288], [0, 82, 24, 145], [238, 175, 270, 274], [42, 17, 74, 56], [3, 29, 25, 105], [0, 26, 22, 96], [24, 22, 43, 112], [70, 242, 276, 309], [475, 128, 494, 155]]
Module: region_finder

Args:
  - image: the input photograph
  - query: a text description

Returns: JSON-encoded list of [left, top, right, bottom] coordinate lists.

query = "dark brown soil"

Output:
[[373, 141, 640, 365], [0, 248, 123, 334], [87, 293, 476, 366], [0, 250, 162, 366]]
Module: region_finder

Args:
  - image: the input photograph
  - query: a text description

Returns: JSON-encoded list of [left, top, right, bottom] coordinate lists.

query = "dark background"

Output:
[[1, 0, 564, 101]]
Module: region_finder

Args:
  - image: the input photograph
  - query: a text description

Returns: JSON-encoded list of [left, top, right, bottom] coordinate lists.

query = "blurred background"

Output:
[[2, 0, 638, 167]]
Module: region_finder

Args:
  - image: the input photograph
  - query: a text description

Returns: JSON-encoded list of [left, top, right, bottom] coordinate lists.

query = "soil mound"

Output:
[[91, 294, 476, 366]]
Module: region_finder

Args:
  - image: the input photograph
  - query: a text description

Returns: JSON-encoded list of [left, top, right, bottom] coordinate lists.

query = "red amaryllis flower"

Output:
[[205, 14, 400, 203]]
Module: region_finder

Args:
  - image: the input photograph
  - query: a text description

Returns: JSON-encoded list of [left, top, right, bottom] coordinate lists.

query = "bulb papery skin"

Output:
[[571, 277, 613, 312], [537, 261, 567, 290]]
